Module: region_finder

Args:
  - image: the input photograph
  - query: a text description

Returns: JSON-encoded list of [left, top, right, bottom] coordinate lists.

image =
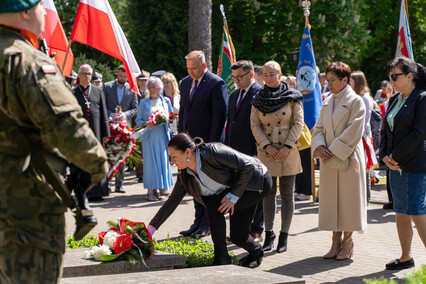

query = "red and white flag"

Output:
[[41, 0, 74, 76], [70, 0, 141, 95], [395, 0, 414, 60]]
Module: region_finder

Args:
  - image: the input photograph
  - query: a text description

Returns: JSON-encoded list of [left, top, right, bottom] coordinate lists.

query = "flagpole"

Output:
[[301, 0, 317, 202], [220, 4, 236, 62], [62, 40, 73, 73]]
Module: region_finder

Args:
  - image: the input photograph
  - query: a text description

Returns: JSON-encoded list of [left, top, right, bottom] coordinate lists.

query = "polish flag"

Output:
[[70, 0, 141, 95], [41, 0, 74, 76], [395, 0, 414, 60]]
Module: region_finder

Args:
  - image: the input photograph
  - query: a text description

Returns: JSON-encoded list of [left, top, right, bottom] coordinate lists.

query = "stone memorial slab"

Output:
[[61, 264, 305, 283], [62, 248, 185, 278]]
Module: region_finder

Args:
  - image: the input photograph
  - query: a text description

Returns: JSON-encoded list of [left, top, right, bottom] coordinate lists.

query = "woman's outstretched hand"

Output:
[[219, 196, 235, 215]]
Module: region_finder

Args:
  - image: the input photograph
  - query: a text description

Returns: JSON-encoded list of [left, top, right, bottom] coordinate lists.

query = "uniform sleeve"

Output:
[[20, 57, 108, 182]]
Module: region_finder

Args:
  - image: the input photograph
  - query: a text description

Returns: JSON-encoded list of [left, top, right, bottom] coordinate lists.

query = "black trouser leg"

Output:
[[250, 200, 264, 234], [194, 199, 209, 229]]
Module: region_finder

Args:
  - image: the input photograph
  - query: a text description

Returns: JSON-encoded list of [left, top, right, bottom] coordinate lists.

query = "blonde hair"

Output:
[[263, 61, 281, 73], [161, 72, 179, 96], [286, 75, 297, 87], [185, 50, 206, 64]]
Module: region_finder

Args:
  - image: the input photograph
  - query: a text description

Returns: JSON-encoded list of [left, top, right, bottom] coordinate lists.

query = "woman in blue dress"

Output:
[[136, 77, 174, 201]]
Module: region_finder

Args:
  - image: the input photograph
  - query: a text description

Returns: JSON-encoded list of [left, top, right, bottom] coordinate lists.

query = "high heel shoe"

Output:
[[336, 232, 353, 260], [262, 230, 276, 251], [277, 232, 288, 253], [239, 249, 264, 268], [323, 231, 342, 259]]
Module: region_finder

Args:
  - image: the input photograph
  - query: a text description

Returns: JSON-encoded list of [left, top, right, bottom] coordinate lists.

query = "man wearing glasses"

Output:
[[225, 60, 264, 243]]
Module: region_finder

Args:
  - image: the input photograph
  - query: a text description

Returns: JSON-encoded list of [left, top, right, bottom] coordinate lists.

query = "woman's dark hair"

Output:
[[168, 133, 204, 152], [387, 57, 426, 89], [325, 62, 351, 83]]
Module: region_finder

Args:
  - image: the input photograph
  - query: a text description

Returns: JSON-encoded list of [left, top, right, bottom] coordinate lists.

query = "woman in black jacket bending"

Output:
[[147, 133, 272, 267]]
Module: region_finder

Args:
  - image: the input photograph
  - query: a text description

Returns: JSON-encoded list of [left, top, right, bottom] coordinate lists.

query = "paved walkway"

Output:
[[65, 168, 425, 284]]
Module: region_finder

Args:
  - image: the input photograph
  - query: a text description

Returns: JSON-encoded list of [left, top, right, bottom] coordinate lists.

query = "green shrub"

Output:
[[363, 277, 398, 284], [363, 265, 426, 284], [67, 233, 99, 249], [154, 237, 239, 268], [404, 264, 426, 284]]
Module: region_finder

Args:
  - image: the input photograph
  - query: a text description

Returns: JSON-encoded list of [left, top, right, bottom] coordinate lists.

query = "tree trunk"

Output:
[[188, 0, 212, 69]]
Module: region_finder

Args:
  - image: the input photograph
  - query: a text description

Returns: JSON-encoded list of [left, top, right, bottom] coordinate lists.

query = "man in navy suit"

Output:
[[178, 50, 228, 238], [225, 60, 264, 243], [103, 65, 138, 193]]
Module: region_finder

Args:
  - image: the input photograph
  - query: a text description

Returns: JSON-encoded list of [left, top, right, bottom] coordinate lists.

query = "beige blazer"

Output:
[[311, 86, 367, 231], [250, 102, 303, 177]]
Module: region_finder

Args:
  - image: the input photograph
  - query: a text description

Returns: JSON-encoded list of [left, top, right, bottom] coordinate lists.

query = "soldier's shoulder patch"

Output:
[[41, 64, 57, 74]]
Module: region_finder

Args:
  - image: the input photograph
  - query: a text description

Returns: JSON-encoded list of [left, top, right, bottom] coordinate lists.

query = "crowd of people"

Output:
[[0, 1, 425, 283]]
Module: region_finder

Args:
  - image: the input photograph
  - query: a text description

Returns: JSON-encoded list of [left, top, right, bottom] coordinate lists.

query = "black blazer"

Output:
[[149, 143, 267, 229], [73, 85, 110, 142], [379, 88, 426, 172], [178, 70, 228, 142], [225, 82, 261, 156]]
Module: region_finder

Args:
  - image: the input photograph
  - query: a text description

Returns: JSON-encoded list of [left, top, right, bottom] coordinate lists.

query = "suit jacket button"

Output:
[[279, 132, 281, 134], [268, 133, 271, 136], [278, 121, 281, 124], [282, 112, 285, 115], [267, 123, 270, 126]]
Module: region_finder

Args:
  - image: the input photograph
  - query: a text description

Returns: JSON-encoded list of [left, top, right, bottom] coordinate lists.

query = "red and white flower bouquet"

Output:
[[85, 218, 154, 265], [104, 121, 137, 180], [130, 111, 178, 140]]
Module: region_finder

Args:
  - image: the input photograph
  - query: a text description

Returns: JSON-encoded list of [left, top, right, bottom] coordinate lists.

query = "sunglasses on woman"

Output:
[[389, 72, 407, 82]]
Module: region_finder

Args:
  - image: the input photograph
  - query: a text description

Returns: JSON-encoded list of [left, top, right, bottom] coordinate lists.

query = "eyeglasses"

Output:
[[389, 72, 406, 82], [232, 71, 250, 81]]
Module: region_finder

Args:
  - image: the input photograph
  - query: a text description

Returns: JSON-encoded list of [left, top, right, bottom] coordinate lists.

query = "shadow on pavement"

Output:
[[332, 270, 405, 284], [267, 256, 353, 279]]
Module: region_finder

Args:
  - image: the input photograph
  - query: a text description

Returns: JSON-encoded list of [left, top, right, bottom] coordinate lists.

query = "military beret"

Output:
[[151, 70, 166, 77], [0, 0, 41, 13]]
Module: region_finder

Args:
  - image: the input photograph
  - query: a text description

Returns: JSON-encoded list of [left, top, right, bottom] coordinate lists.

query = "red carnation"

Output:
[[112, 151, 117, 156]]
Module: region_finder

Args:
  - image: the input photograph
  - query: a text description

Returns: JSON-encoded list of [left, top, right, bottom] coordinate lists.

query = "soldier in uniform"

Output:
[[0, 1, 109, 283]]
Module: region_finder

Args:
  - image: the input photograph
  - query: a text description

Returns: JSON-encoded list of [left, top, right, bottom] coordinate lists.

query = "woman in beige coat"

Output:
[[251, 61, 303, 253], [311, 62, 367, 260]]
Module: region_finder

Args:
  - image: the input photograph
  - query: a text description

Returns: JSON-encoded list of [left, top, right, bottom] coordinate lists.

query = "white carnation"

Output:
[[93, 245, 111, 261], [104, 231, 120, 248]]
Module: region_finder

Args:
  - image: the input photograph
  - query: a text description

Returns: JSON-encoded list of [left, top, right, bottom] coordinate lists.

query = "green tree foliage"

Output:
[[125, 0, 189, 80], [359, 0, 426, 91], [52, 0, 424, 90]]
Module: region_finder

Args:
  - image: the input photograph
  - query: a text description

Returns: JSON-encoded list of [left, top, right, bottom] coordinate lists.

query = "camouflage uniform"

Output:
[[0, 26, 108, 284]]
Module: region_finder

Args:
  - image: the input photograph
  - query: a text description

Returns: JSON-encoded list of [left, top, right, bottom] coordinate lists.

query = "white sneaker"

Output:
[[296, 193, 311, 201]]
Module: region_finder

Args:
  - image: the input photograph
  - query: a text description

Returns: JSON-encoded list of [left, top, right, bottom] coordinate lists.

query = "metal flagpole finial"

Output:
[[302, 1, 311, 17], [220, 4, 227, 23]]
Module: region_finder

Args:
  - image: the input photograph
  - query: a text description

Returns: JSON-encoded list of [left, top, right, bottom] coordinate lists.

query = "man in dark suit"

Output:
[[178, 50, 228, 238], [103, 65, 138, 193], [70, 64, 110, 201], [225, 60, 264, 243]]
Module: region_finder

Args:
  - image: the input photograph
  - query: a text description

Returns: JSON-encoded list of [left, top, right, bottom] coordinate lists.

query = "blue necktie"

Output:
[[189, 80, 198, 101]]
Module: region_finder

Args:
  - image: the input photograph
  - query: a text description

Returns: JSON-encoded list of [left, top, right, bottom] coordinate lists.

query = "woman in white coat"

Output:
[[311, 62, 367, 260]]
